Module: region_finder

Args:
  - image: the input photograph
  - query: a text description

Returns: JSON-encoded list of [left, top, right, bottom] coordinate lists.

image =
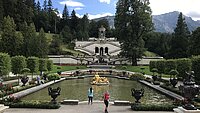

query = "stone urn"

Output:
[[48, 87, 61, 104], [152, 75, 158, 81], [131, 88, 144, 103], [21, 76, 29, 86], [109, 70, 112, 75], [89, 70, 92, 74], [169, 70, 178, 88], [180, 71, 200, 110], [170, 78, 178, 88]]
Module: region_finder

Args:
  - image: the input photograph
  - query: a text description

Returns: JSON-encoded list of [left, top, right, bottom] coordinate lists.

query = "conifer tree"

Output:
[[37, 28, 49, 58], [1, 16, 23, 56], [21, 23, 37, 57], [168, 12, 190, 58], [70, 10, 79, 33], [189, 27, 200, 56], [62, 4, 69, 20], [0, 0, 3, 30], [43, 0, 48, 12]]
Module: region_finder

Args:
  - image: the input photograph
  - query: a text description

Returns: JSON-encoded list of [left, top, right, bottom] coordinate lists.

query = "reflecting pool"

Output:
[[22, 77, 173, 104]]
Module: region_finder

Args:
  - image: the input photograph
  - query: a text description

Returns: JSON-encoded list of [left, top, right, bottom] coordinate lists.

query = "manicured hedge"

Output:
[[4, 101, 60, 109], [129, 73, 145, 80], [47, 59, 53, 72], [39, 58, 47, 73], [27, 57, 39, 77], [131, 103, 176, 111], [176, 58, 191, 79], [11, 56, 26, 75], [164, 60, 176, 74], [2, 76, 19, 81], [0, 53, 11, 76], [156, 60, 165, 74], [149, 61, 157, 72]]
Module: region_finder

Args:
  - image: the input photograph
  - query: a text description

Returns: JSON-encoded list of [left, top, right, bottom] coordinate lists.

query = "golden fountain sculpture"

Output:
[[91, 74, 110, 85]]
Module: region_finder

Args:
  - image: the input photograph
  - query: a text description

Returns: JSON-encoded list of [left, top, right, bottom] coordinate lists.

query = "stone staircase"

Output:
[[107, 42, 121, 48], [109, 48, 121, 54], [74, 47, 95, 55], [0, 104, 9, 113]]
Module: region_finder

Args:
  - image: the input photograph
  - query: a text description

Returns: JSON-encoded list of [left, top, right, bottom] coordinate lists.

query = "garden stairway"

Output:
[[0, 104, 9, 113]]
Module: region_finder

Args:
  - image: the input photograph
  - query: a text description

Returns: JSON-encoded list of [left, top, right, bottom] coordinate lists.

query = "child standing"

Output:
[[103, 91, 110, 113], [88, 87, 93, 105]]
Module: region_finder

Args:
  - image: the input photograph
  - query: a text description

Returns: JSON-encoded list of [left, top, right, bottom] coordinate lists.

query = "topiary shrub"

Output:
[[122, 66, 127, 70], [131, 103, 176, 111], [129, 73, 145, 81], [47, 59, 53, 72], [27, 57, 39, 79], [164, 60, 176, 75], [0, 53, 11, 76], [4, 101, 60, 109], [176, 58, 191, 79], [47, 73, 61, 81], [149, 61, 157, 72], [156, 60, 165, 75]]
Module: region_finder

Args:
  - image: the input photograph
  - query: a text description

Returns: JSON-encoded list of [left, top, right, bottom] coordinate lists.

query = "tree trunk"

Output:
[[131, 55, 137, 66]]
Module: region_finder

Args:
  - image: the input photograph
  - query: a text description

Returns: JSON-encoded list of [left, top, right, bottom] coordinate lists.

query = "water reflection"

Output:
[[22, 77, 173, 104]]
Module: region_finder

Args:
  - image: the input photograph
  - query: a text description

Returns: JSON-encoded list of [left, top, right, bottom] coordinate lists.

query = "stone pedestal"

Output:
[[61, 100, 79, 105], [173, 107, 200, 113], [114, 100, 130, 106]]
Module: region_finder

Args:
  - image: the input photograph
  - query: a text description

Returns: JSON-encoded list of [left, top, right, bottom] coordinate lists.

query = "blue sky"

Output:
[[37, 0, 200, 20]]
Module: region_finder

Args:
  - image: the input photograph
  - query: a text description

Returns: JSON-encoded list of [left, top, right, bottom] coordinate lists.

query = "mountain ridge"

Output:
[[92, 11, 200, 33]]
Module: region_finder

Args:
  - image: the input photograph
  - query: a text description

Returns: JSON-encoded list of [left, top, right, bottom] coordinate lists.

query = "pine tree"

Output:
[[168, 12, 190, 58], [21, 23, 37, 57], [70, 10, 79, 33], [89, 20, 98, 38], [62, 4, 69, 20], [47, 0, 53, 13], [1, 16, 23, 56], [189, 27, 200, 56], [49, 35, 62, 55], [77, 14, 89, 40], [37, 28, 49, 58], [43, 0, 47, 12], [115, 0, 153, 65], [60, 26, 73, 44], [0, 0, 4, 30], [36, 1, 41, 12]]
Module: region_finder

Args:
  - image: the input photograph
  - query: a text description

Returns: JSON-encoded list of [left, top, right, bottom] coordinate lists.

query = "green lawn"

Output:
[[116, 65, 171, 78], [143, 51, 159, 57], [50, 65, 87, 73], [116, 65, 153, 75], [61, 45, 85, 56]]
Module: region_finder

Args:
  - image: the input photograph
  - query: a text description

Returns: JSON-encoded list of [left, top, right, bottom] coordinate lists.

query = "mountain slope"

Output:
[[93, 11, 200, 33]]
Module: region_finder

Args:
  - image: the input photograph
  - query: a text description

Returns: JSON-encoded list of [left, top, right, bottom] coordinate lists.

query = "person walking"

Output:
[[88, 87, 93, 105], [103, 91, 110, 113]]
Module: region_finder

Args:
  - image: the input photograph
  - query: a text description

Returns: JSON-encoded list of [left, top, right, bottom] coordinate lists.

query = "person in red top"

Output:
[[103, 91, 110, 113]]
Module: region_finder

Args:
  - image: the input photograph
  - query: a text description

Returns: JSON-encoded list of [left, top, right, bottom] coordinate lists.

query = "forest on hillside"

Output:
[[0, 0, 200, 60]]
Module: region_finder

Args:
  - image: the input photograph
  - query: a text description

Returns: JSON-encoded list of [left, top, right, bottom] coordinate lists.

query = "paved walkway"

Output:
[[4, 102, 174, 113]]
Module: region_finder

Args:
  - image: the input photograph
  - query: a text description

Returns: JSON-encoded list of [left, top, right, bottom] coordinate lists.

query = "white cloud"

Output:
[[88, 13, 113, 19], [60, 0, 84, 7], [74, 7, 83, 11], [187, 11, 200, 21], [149, 0, 200, 20], [75, 13, 113, 20], [99, 0, 111, 4]]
